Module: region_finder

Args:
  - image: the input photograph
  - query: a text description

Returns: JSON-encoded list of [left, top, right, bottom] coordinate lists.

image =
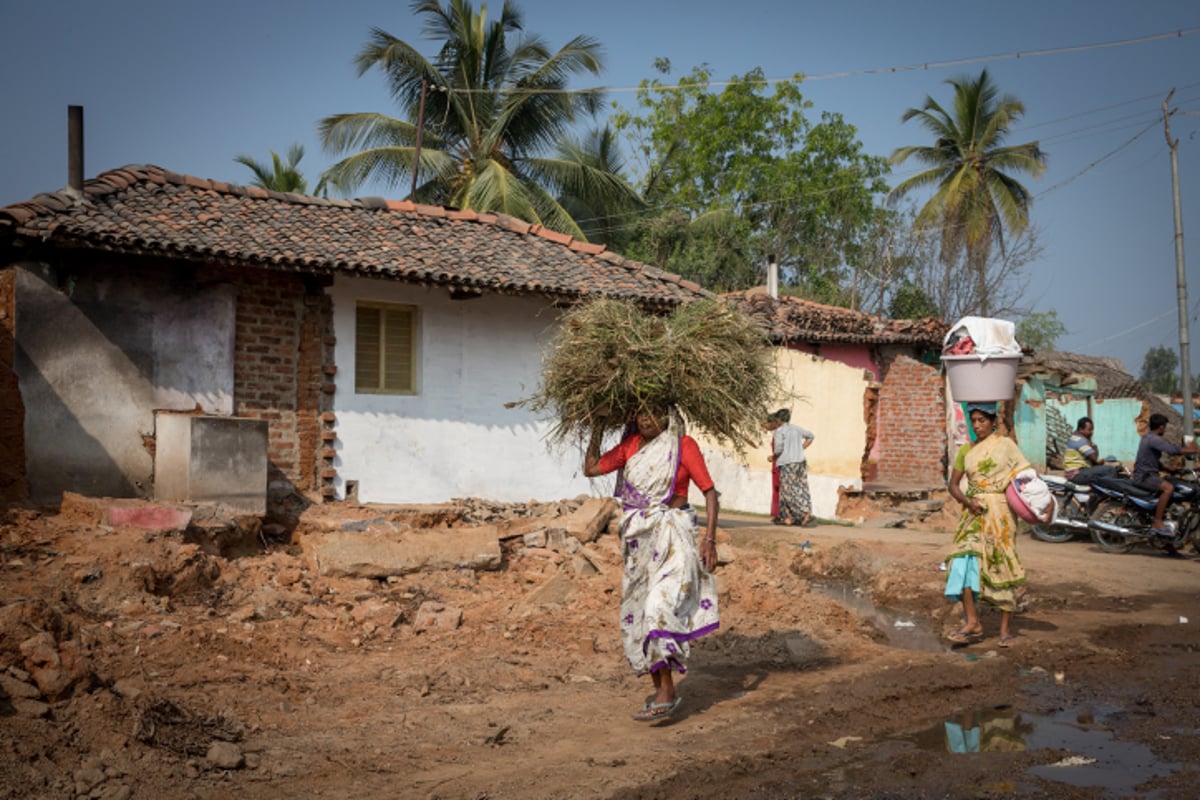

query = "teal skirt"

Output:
[[944, 555, 981, 602]]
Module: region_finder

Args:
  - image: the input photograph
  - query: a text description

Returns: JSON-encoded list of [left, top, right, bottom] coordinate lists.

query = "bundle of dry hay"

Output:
[[526, 298, 779, 452]]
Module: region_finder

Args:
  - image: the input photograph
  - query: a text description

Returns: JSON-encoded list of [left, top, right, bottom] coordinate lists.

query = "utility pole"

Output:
[[410, 79, 428, 201], [1164, 89, 1195, 437]]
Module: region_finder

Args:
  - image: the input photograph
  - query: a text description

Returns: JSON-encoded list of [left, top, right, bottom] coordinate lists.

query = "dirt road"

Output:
[[2, 502, 1198, 799]]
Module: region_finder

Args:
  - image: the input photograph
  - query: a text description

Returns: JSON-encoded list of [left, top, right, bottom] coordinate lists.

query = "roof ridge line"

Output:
[[0, 163, 715, 302]]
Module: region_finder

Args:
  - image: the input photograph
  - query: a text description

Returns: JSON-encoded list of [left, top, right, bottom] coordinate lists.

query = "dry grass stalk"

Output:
[[525, 298, 779, 452]]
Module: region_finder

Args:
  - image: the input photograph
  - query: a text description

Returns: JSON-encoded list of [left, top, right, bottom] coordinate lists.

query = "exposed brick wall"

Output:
[[0, 268, 28, 504], [876, 355, 946, 485], [208, 267, 333, 518]]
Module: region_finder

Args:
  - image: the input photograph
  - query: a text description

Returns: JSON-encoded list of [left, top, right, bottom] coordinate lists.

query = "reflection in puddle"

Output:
[[900, 704, 1181, 795], [810, 581, 945, 653]]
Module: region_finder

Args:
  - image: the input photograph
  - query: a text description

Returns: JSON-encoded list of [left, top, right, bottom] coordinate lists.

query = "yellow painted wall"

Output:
[[690, 348, 870, 518]]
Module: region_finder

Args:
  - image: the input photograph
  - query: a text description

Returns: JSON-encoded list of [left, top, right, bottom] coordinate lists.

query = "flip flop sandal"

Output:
[[998, 635, 1018, 648], [946, 628, 983, 645], [632, 696, 682, 722]]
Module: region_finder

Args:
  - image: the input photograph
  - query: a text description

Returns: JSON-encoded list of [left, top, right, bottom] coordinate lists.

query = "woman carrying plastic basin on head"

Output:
[[944, 402, 1029, 647]]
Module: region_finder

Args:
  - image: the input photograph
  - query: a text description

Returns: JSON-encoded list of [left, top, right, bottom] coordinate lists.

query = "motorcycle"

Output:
[[1086, 466, 1200, 554], [1031, 461, 1127, 543], [1030, 474, 1092, 543]]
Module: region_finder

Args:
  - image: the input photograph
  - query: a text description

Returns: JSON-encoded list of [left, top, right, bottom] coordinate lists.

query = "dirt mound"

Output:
[[2, 498, 1199, 799]]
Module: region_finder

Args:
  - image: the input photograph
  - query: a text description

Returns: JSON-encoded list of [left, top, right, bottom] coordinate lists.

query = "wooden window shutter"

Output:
[[355, 303, 416, 394]]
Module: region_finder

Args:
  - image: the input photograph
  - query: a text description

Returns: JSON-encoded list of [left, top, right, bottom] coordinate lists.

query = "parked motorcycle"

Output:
[[1086, 467, 1200, 553], [1031, 461, 1127, 543], [1030, 474, 1092, 543]]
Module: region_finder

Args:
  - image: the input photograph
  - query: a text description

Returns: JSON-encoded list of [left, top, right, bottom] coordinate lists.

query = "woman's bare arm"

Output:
[[947, 467, 984, 516], [699, 488, 719, 571]]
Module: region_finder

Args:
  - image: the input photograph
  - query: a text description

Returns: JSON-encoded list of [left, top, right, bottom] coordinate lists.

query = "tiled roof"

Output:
[[1019, 349, 1184, 439], [726, 290, 948, 347], [1019, 350, 1144, 401], [0, 165, 709, 307]]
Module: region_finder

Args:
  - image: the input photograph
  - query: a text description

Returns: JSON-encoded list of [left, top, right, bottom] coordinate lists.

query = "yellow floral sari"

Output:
[[946, 433, 1028, 611]]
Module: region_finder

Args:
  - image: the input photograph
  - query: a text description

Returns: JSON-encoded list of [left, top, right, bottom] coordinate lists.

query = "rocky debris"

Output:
[[19, 631, 93, 699], [184, 512, 265, 558], [0, 491, 701, 794], [131, 543, 222, 599], [558, 497, 620, 543], [300, 525, 504, 578], [205, 740, 245, 770], [524, 569, 578, 607], [412, 601, 463, 631], [452, 495, 594, 523], [2, 667, 52, 717], [836, 486, 959, 531], [131, 699, 245, 757]]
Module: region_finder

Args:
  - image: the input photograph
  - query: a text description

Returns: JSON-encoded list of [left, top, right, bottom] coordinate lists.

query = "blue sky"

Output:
[[4, 1, 1200, 377]]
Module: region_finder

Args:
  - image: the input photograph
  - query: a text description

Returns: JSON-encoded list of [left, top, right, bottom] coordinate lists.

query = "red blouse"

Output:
[[596, 434, 715, 499]]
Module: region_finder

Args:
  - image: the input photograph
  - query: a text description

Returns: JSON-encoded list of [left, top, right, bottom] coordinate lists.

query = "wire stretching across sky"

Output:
[[437, 27, 1200, 95], [567, 84, 1179, 235]]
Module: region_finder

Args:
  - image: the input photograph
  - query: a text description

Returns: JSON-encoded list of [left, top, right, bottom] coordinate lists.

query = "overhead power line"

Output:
[[438, 27, 1200, 95]]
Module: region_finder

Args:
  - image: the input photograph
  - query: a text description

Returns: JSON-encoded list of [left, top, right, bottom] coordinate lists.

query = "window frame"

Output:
[[354, 300, 419, 396]]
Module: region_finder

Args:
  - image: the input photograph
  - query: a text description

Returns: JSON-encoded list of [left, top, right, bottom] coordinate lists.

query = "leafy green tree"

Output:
[[1015, 310, 1066, 351], [1140, 345, 1180, 394], [613, 62, 889, 294], [888, 281, 940, 320], [319, 0, 639, 239], [234, 144, 312, 193], [622, 209, 758, 292], [889, 69, 1047, 315]]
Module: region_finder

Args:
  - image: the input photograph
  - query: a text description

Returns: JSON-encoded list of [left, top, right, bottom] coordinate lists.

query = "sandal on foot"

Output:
[[632, 696, 682, 722], [997, 634, 1018, 648], [946, 628, 983, 645]]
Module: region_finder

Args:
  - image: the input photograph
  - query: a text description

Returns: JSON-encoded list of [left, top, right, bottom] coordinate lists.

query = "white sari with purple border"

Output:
[[615, 420, 720, 675]]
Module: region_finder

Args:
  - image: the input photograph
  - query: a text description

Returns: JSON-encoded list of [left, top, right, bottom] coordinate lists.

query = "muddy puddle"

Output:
[[898, 703, 1186, 796], [811, 580, 946, 653]]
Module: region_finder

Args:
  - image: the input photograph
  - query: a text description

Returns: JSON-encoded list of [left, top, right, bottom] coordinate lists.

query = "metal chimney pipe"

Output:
[[767, 259, 779, 300], [68, 105, 84, 192]]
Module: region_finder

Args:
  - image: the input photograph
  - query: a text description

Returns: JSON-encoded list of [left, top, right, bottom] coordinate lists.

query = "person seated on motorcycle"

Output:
[[1132, 413, 1200, 536], [1063, 416, 1119, 484]]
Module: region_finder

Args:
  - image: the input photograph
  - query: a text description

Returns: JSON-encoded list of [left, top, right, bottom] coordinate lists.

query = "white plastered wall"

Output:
[[690, 348, 869, 519], [329, 277, 601, 504]]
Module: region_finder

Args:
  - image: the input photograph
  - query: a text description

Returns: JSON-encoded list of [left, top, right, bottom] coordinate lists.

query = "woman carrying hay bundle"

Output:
[[585, 406, 719, 723], [528, 297, 775, 722]]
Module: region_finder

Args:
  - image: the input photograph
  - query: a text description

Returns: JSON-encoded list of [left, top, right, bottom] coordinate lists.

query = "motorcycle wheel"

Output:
[[1090, 500, 1135, 553], [1031, 497, 1075, 543]]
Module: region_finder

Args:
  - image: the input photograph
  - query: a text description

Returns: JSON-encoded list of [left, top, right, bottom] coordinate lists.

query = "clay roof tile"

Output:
[[0, 163, 711, 308]]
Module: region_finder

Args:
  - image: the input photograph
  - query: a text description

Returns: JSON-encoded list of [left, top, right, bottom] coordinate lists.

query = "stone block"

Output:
[[300, 526, 502, 578], [107, 504, 193, 532], [412, 601, 462, 631], [560, 497, 619, 543]]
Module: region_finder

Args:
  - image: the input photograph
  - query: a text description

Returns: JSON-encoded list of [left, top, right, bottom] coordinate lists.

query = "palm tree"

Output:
[[319, 0, 639, 240], [234, 144, 312, 193], [888, 69, 1046, 315], [552, 126, 645, 247]]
